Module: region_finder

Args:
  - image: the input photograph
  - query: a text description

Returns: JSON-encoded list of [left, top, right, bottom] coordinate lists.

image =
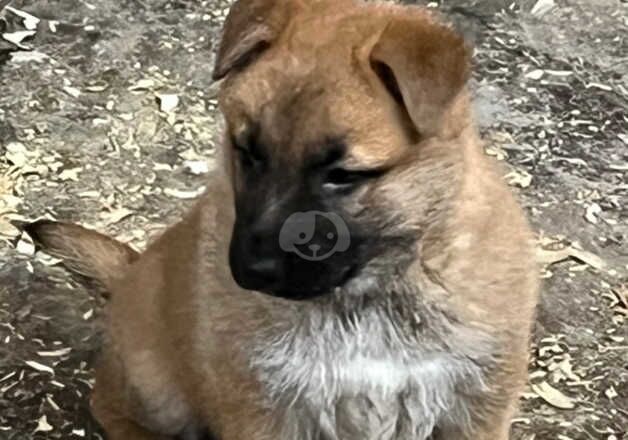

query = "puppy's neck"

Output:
[[247, 274, 492, 439], [249, 271, 492, 393]]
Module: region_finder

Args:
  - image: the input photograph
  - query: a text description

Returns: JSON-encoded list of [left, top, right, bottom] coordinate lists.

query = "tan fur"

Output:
[[28, 1, 538, 439], [25, 220, 139, 290]]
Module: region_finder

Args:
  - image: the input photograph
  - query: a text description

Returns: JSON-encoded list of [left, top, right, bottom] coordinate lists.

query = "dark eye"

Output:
[[234, 145, 256, 168], [323, 168, 383, 189], [233, 139, 265, 170]]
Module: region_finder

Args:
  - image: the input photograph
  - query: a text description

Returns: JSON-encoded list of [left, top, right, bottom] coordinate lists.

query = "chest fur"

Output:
[[249, 307, 490, 440]]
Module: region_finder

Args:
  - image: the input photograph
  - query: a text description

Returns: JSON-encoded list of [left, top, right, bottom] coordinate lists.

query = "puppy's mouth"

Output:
[[255, 264, 358, 301]]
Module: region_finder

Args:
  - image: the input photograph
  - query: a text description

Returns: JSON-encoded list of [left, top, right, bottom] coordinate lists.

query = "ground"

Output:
[[0, 0, 626, 439]]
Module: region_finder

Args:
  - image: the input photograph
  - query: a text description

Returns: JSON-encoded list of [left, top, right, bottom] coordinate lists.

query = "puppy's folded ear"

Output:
[[368, 11, 471, 137], [213, 0, 292, 80]]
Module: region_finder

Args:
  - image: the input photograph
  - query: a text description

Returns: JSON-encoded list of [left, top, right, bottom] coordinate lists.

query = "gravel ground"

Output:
[[0, 0, 626, 439]]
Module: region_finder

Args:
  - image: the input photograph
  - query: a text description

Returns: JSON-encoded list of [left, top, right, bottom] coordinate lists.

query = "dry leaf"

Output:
[[584, 203, 602, 224], [5, 142, 29, 167], [184, 160, 209, 175], [505, 169, 533, 188], [37, 348, 72, 357], [35, 252, 63, 266], [6, 6, 40, 30], [531, 381, 575, 409], [164, 186, 206, 200], [536, 237, 606, 271], [34, 415, 53, 433], [0, 220, 21, 240], [58, 167, 82, 181], [586, 82, 612, 92], [100, 208, 133, 225], [153, 163, 173, 172], [15, 233, 35, 256], [530, 0, 556, 16], [85, 81, 109, 93], [77, 190, 100, 198], [2, 30, 36, 49], [548, 357, 580, 383], [484, 145, 508, 161], [25, 360, 54, 375], [568, 247, 606, 271], [604, 386, 618, 400], [129, 78, 156, 91], [545, 70, 573, 77], [157, 93, 179, 112], [46, 395, 60, 411], [539, 343, 563, 357], [63, 86, 82, 98], [525, 69, 544, 80], [10, 51, 47, 63]]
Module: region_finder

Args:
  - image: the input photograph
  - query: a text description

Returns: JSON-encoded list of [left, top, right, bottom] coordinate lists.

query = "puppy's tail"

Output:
[[24, 220, 139, 292]]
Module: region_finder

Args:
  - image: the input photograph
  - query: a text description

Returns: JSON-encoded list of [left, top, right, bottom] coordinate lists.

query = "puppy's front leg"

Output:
[[435, 398, 517, 440], [92, 388, 172, 440], [94, 416, 171, 440], [91, 355, 175, 440]]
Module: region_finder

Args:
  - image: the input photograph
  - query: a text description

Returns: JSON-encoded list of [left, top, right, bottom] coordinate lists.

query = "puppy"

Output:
[[27, 0, 539, 439]]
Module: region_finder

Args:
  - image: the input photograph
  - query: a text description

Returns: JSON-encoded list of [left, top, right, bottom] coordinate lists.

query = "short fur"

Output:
[[27, 1, 539, 439]]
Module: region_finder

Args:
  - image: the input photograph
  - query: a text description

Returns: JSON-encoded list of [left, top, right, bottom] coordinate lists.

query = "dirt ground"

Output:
[[0, 0, 626, 439]]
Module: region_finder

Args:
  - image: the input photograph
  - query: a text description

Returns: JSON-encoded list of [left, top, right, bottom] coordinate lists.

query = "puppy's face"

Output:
[[215, 0, 470, 300]]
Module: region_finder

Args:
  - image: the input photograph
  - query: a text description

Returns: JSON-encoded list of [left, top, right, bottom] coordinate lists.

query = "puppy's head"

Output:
[[215, 0, 471, 300]]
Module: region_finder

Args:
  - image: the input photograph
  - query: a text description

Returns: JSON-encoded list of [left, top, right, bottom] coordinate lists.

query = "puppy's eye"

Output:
[[323, 168, 383, 189], [233, 140, 264, 170], [234, 145, 256, 168]]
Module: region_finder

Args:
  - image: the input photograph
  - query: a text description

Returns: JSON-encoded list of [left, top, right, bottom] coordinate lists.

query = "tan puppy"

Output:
[[27, 0, 539, 439]]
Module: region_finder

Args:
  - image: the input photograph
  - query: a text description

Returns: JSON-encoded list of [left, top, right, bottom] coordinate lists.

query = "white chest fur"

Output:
[[250, 305, 489, 440]]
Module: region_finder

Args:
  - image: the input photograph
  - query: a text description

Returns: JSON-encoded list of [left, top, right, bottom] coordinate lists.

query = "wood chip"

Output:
[[25, 360, 54, 375], [37, 348, 72, 357], [129, 78, 156, 91], [58, 167, 82, 181], [100, 208, 134, 225], [184, 160, 209, 175], [536, 238, 606, 271], [34, 415, 53, 433], [531, 381, 576, 409], [6, 6, 40, 30], [585, 82, 612, 92], [157, 93, 179, 112], [530, 0, 556, 16], [505, 169, 533, 188], [164, 186, 206, 200], [604, 386, 618, 400], [525, 69, 545, 80], [584, 203, 602, 224], [2, 30, 36, 49], [63, 86, 82, 98]]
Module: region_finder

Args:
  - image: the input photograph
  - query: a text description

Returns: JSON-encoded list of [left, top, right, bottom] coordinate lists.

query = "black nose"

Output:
[[248, 258, 280, 283], [234, 254, 283, 291]]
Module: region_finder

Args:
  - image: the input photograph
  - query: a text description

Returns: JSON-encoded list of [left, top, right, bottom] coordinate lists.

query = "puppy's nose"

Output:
[[245, 258, 281, 286]]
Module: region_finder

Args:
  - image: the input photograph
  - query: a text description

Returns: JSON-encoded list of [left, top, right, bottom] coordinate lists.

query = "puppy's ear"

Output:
[[369, 11, 471, 137], [212, 0, 292, 80]]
